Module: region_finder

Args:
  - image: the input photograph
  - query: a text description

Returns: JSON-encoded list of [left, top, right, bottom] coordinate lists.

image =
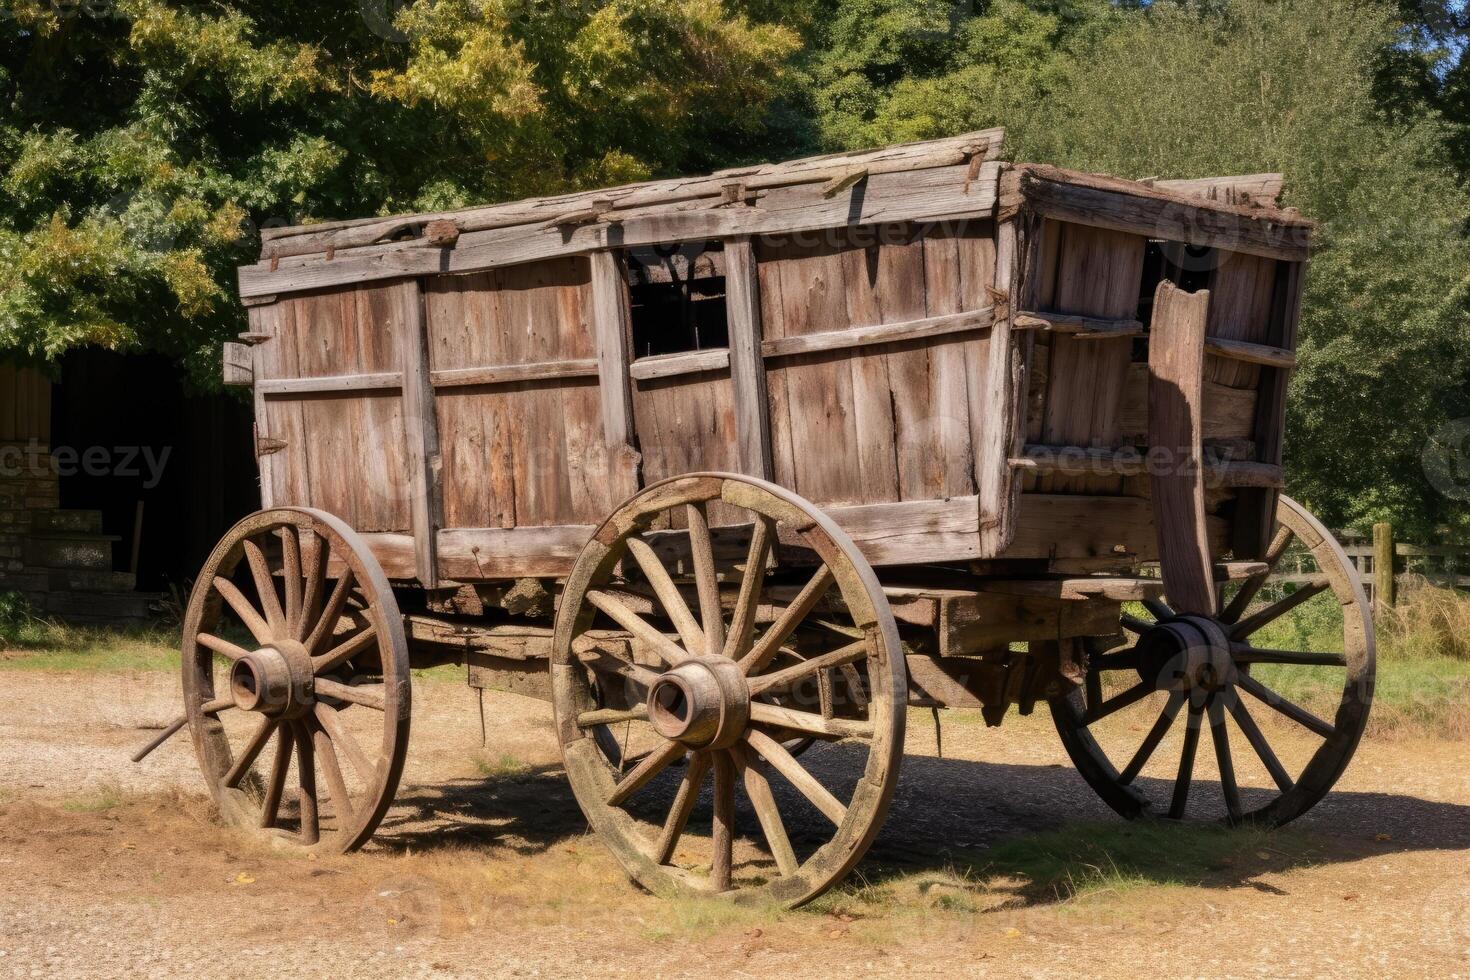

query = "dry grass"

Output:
[[1381, 577, 1470, 661]]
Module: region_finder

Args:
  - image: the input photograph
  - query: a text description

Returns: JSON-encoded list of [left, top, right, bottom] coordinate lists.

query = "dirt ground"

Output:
[[1, 665, 1468, 979]]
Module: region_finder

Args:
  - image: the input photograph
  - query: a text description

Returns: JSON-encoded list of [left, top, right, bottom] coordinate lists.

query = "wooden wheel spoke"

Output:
[[1120, 691, 1184, 784], [607, 739, 685, 807], [749, 701, 872, 739], [1223, 524, 1296, 624], [1120, 614, 1154, 635], [1083, 681, 1152, 725], [305, 570, 356, 655], [1230, 644, 1346, 667], [1236, 672, 1336, 739], [1094, 650, 1141, 672], [575, 643, 661, 690], [315, 677, 386, 711], [586, 590, 689, 667], [214, 576, 273, 646], [1229, 579, 1330, 640], [294, 722, 320, 845], [626, 537, 705, 658], [196, 632, 252, 662], [1168, 706, 1203, 819], [738, 566, 835, 676], [1142, 598, 1174, 622], [652, 752, 711, 866], [313, 624, 379, 675], [711, 750, 735, 891], [243, 539, 287, 638], [314, 702, 375, 783], [745, 729, 846, 826], [746, 639, 868, 696], [723, 516, 774, 660], [736, 744, 798, 877], [686, 502, 727, 658], [1209, 699, 1243, 822], [297, 531, 327, 642], [313, 722, 355, 824], [576, 706, 649, 728], [281, 529, 303, 638], [260, 725, 293, 829], [1228, 696, 1294, 793], [223, 719, 277, 789]]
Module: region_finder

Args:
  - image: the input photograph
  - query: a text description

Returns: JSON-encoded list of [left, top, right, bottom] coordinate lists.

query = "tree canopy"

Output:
[[2, 0, 1467, 535]]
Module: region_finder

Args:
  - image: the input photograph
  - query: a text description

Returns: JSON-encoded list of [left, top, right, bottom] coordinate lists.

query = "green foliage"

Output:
[[0, 0, 799, 383], [805, 0, 1470, 537]]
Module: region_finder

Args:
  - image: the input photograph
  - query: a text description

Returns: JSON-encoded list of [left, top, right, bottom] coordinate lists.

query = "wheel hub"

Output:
[[646, 657, 750, 750], [1136, 615, 1236, 697], [229, 639, 315, 719]]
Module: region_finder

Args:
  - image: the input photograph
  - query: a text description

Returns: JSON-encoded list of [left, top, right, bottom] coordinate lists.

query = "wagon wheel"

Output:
[[551, 474, 905, 907], [1052, 494, 1374, 825], [181, 508, 410, 852]]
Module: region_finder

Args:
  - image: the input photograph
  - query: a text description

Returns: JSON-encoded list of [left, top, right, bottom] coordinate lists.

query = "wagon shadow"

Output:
[[368, 746, 1470, 908]]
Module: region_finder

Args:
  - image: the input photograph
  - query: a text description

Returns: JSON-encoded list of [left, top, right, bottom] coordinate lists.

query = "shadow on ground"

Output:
[[370, 744, 1470, 907]]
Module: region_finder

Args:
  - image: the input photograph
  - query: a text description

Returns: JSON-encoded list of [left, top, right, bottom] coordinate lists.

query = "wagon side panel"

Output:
[[425, 257, 631, 577], [755, 220, 994, 514], [250, 281, 417, 541]]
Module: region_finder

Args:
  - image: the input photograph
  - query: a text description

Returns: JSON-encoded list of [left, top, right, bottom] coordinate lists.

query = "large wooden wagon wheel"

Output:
[[1052, 494, 1375, 825], [181, 508, 410, 852], [551, 474, 905, 907]]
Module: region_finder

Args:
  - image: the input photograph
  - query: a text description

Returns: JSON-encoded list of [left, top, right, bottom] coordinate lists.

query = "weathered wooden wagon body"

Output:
[[166, 130, 1374, 906]]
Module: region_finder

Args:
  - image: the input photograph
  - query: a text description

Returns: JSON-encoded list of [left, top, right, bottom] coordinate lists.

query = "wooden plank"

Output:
[[222, 343, 254, 386], [1204, 336, 1296, 369], [397, 280, 442, 588], [1203, 251, 1276, 388], [260, 129, 1006, 256], [1013, 310, 1144, 338], [239, 163, 1001, 299], [724, 237, 774, 479], [1038, 223, 1146, 494], [1016, 445, 1282, 488], [759, 307, 993, 359], [1152, 174, 1285, 208], [1005, 493, 1230, 562], [257, 371, 403, 396], [430, 359, 600, 388], [1147, 281, 1216, 616], [829, 496, 982, 566], [978, 218, 1020, 553], [437, 525, 594, 580], [1237, 260, 1304, 558], [589, 250, 639, 500], [627, 349, 731, 381], [1006, 164, 1313, 262], [1119, 361, 1257, 443]]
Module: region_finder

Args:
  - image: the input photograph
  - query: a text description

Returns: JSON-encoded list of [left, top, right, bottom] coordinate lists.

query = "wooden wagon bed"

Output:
[[228, 129, 1312, 597]]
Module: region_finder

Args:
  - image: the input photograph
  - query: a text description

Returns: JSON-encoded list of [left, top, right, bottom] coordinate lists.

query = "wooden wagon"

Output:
[[159, 129, 1376, 906]]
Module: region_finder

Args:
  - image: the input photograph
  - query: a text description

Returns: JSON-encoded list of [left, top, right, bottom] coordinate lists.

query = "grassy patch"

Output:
[[639, 894, 787, 941], [60, 783, 126, 813], [0, 625, 180, 672], [470, 752, 533, 781]]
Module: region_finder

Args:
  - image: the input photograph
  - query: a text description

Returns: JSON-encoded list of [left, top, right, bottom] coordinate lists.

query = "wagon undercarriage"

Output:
[[157, 129, 1374, 906]]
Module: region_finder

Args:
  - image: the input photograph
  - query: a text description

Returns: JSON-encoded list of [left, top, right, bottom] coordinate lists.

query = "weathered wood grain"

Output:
[[725, 237, 774, 479], [1147, 281, 1216, 616]]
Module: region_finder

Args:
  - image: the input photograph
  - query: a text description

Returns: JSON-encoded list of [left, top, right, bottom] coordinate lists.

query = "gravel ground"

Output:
[[1, 665, 1468, 978]]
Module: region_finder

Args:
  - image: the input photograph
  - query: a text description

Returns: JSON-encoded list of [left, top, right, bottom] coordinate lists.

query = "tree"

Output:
[[803, 0, 1470, 537], [0, 0, 799, 382]]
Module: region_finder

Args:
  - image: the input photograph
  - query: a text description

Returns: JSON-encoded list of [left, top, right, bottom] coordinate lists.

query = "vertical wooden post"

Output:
[[401, 281, 442, 590], [723, 237, 774, 480], [1374, 521, 1396, 609], [590, 250, 641, 499], [977, 216, 1020, 555]]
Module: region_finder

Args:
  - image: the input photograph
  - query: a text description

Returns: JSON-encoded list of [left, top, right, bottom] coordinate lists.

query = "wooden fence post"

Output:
[[1373, 522, 1396, 609]]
